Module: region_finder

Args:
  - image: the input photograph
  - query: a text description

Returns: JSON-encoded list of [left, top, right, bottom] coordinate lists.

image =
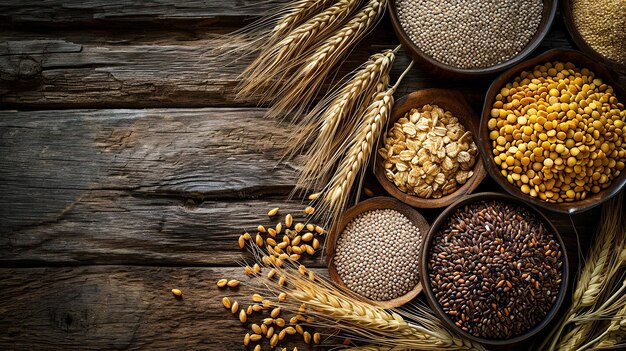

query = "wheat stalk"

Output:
[[264, 0, 388, 120], [290, 47, 398, 192], [540, 192, 625, 351], [312, 60, 412, 237], [270, 0, 338, 44], [237, 0, 362, 101], [266, 264, 486, 350]]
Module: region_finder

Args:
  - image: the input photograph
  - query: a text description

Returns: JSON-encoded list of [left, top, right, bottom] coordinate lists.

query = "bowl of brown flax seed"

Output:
[[420, 192, 569, 346]]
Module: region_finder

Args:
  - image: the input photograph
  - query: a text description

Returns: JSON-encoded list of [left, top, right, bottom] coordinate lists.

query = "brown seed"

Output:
[[295, 223, 304, 232], [305, 245, 315, 255], [275, 318, 285, 327], [251, 323, 262, 333], [292, 236, 302, 246], [278, 276, 286, 286], [270, 307, 281, 318], [243, 232, 251, 240], [306, 223, 315, 232], [254, 345, 261, 351], [262, 255, 271, 265], [250, 334, 262, 342], [263, 317, 273, 325], [263, 300, 272, 309], [284, 326, 297, 335], [278, 292, 287, 302], [290, 254, 301, 261], [268, 268, 277, 279], [278, 329, 287, 340], [268, 228, 277, 237], [171, 288, 183, 298], [308, 192, 320, 200], [244, 266, 253, 275], [252, 304, 263, 312], [291, 245, 303, 254], [227, 279, 239, 287], [267, 326, 274, 339], [289, 316, 298, 325], [303, 331, 311, 343], [216, 279, 228, 287], [305, 206, 315, 214], [312, 238, 320, 249], [298, 265, 307, 274], [296, 325, 304, 335], [253, 263, 261, 273], [244, 333, 250, 346], [255, 233, 264, 246], [258, 225, 266, 233], [301, 233, 314, 241], [270, 333, 278, 347], [239, 309, 247, 323], [267, 237, 277, 246], [261, 323, 268, 334], [238, 235, 245, 249], [252, 294, 263, 302], [268, 207, 280, 217], [276, 223, 282, 234], [246, 305, 253, 315], [231, 301, 239, 314], [315, 226, 325, 234], [222, 297, 231, 309], [285, 214, 293, 227], [313, 332, 321, 344]]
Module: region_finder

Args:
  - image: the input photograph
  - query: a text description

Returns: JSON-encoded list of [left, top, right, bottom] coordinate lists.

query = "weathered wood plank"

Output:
[[0, 18, 573, 109], [0, 108, 329, 265], [0, 266, 330, 350], [0, 0, 274, 27]]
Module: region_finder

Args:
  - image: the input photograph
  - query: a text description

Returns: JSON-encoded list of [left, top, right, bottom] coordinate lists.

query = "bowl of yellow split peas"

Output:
[[478, 49, 626, 213]]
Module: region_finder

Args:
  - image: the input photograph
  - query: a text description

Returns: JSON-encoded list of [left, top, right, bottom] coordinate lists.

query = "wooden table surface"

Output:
[[0, 2, 618, 350]]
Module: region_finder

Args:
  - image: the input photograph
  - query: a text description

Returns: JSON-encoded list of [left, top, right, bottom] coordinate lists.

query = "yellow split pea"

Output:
[[488, 61, 626, 203]]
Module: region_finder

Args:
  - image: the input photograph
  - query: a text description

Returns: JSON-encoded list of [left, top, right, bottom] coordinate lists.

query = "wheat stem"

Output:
[[317, 60, 413, 235], [264, 0, 387, 119], [238, 0, 362, 101], [291, 47, 398, 191]]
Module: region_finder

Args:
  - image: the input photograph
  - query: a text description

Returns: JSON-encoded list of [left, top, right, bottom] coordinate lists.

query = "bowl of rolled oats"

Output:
[[375, 89, 487, 208]]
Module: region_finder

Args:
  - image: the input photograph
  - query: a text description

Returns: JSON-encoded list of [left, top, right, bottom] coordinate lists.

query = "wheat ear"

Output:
[[314, 60, 413, 238], [290, 47, 398, 191], [540, 193, 625, 351], [264, 0, 388, 120], [270, 0, 339, 43], [270, 265, 486, 350], [237, 0, 362, 101]]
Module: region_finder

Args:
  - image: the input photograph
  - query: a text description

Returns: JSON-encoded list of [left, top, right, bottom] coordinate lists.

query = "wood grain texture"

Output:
[[0, 266, 329, 350], [0, 16, 573, 109], [0, 0, 273, 27], [0, 108, 326, 266]]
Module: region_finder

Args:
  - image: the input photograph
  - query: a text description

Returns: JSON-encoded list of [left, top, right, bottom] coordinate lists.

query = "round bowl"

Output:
[[374, 89, 487, 209], [420, 192, 569, 346], [560, 0, 626, 75], [478, 48, 626, 214], [326, 196, 429, 308], [387, 0, 557, 78]]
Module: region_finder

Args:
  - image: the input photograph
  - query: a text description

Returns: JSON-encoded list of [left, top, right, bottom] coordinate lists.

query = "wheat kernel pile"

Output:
[[334, 209, 422, 301], [396, 0, 543, 69]]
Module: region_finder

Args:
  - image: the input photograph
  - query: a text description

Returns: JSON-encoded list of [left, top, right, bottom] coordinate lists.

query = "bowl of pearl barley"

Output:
[[326, 196, 429, 308], [388, 0, 557, 77]]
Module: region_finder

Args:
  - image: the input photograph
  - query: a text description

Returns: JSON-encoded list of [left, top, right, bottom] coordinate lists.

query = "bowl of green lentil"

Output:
[[478, 49, 626, 214], [327, 196, 429, 308], [560, 0, 626, 75], [387, 0, 557, 77], [420, 192, 569, 346]]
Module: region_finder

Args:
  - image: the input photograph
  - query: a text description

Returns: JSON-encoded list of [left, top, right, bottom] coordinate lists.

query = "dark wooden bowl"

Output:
[[374, 89, 487, 208], [326, 196, 429, 309], [560, 0, 626, 75], [478, 48, 626, 214], [387, 0, 557, 78], [420, 192, 569, 346]]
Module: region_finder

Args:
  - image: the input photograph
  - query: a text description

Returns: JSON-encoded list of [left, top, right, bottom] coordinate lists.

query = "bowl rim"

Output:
[[478, 48, 626, 214], [373, 88, 487, 208], [326, 196, 429, 309], [387, 0, 558, 76], [419, 192, 570, 346], [559, 0, 626, 75]]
